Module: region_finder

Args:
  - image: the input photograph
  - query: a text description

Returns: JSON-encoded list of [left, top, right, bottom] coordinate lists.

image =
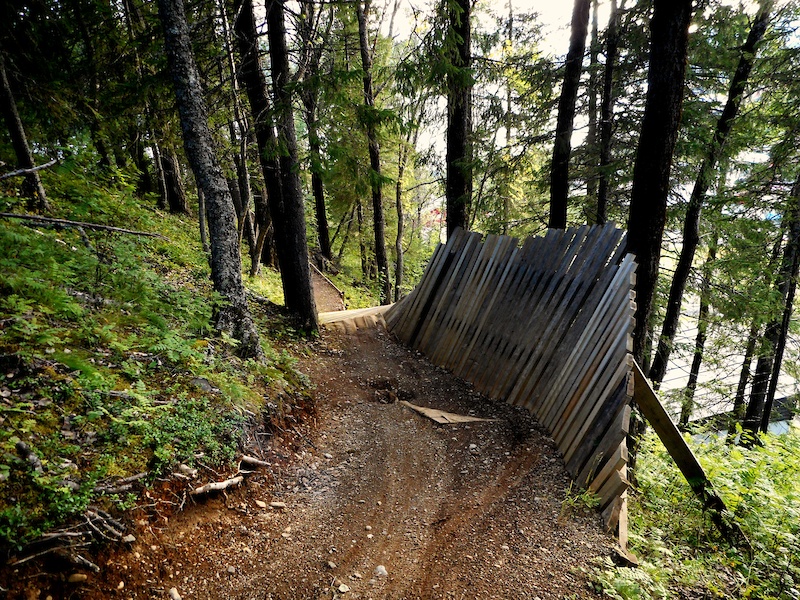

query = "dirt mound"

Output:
[[4, 327, 613, 599]]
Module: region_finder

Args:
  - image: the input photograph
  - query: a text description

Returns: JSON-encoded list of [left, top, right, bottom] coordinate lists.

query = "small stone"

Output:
[[168, 588, 182, 600], [351, 571, 363, 579], [365, 525, 372, 531], [501, 544, 510, 551], [255, 499, 267, 508], [122, 534, 136, 543], [227, 566, 236, 574], [374, 565, 388, 577], [270, 501, 287, 509], [338, 583, 350, 593], [117, 581, 124, 589], [323, 453, 333, 459], [326, 561, 337, 569], [366, 534, 374, 539], [67, 573, 87, 583]]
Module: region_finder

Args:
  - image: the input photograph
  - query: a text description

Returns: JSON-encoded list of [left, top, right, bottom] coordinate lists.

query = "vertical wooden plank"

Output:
[[488, 226, 590, 400], [506, 227, 625, 411], [417, 232, 484, 356], [443, 236, 518, 372], [432, 234, 504, 366]]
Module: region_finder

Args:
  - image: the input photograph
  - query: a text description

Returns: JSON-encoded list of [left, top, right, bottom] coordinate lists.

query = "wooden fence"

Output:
[[385, 224, 637, 535]]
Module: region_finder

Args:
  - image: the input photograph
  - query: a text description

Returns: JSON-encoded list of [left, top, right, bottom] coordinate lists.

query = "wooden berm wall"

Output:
[[385, 223, 637, 534]]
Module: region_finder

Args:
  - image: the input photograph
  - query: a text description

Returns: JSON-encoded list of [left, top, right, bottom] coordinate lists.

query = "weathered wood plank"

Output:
[[632, 361, 749, 548]]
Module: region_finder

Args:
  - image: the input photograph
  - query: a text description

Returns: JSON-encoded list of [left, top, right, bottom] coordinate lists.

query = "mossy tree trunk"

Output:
[[157, 0, 262, 359]]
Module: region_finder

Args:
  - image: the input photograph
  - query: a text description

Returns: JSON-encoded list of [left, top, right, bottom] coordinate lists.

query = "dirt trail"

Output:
[[10, 326, 614, 599]]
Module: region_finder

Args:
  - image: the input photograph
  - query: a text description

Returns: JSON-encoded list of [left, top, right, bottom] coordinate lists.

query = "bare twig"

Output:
[[0, 158, 57, 181], [239, 455, 270, 468], [190, 475, 244, 495], [0, 212, 167, 239]]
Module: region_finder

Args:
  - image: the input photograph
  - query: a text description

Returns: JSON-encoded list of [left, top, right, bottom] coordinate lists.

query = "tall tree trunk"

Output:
[[264, 0, 318, 330], [356, 0, 391, 305], [157, 0, 262, 358], [680, 233, 717, 429], [357, 198, 368, 279], [596, 0, 621, 225], [304, 92, 333, 262], [0, 52, 49, 212], [585, 0, 600, 206], [744, 181, 800, 437], [502, 0, 513, 235], [395, 143, 408, 302], [234, 0, 317, 331], [548, 0, 591, 229], [626, 0, 693, 367], [445, 0, 472, 237], [625, 0, 693, 474], [648, 1, 773, 387], [298, 0, 334, 264]]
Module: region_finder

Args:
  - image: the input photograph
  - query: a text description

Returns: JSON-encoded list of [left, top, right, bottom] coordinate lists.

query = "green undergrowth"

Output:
[[0, 162, 312, 555], [593, 428, 800, 599]]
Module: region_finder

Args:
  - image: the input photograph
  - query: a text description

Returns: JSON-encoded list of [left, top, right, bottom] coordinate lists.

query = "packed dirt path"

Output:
[[19, 326, 615, 599]]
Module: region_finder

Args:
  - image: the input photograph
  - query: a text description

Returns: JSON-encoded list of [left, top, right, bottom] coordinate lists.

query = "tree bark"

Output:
[[0, 52, 49, 212], [626, 0, 693, 367], [585, 0, 600, 206], [648, 0, 773, 387], [299, 0, 333, 263], [265, 0, 318, 330], [445, 0, 472, 237], [625, 0, 693, 475], [548, 0, 591, 229], [157, 0, 262, 358], [356, 0, 391, 305], [234, 0, 318, 332], [596, 0, 620, 225], [162, 149, 190, 214]]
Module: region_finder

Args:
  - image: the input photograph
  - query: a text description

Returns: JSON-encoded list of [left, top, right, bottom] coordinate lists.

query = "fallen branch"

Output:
[[239, 455, 270, 468], [0, 158, 57, 181], [190, 475, 243, 496], [0, 212, 167, 239]]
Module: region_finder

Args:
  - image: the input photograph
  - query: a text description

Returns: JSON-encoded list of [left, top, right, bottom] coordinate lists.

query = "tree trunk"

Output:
[[625, 0, 693, 474], [356, 0, 391, 305], [445, 0, 472, 238], [680, 234, 717, 429], [0, 52, 49, 212], [744, 181, 800, 437], [197, 187, 210, 254], [596, 0, 620, 225], [162, 149, 190, 214], [626, 0, 693, 367], [265, 0, 318, 330], [395, 143, 408, 302], [157, 0, 262, 358], [648, 0, 773, 387], [585, 0, 600, 206], [548, 0, 591, 229], [729, 321, 759, 438], [304, 92, 333, 262], [357, 198, 368, 279], [234, 0, 318, 332]]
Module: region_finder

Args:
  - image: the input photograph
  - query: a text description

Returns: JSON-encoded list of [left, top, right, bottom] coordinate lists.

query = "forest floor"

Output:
[[3, 273, 620, 600]]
